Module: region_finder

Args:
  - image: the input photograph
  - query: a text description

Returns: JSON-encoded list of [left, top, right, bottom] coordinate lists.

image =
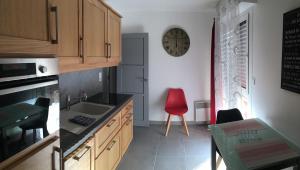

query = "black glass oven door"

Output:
[[0, 76, 59, 162]]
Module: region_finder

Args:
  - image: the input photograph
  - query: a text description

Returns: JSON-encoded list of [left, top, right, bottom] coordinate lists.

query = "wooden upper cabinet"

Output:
[[107, 10, 121, 64], [52, 0, 82, 66], [0, 0, 121, 72], [0, 0, 57, 54], [84, 0, 108, 64]]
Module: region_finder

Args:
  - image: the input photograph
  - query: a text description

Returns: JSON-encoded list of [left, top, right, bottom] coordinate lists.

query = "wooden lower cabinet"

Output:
[[64, 137, 94, 170], [95, 132, 121, 170], [95, 112, 121, 157], [121, 116, 133, 156], [64, 100, 133, 170], [1, 136, 61, 170]]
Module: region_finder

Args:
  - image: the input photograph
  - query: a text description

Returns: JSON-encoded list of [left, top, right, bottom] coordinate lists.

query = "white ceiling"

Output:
[[105, 0, 219, 13]]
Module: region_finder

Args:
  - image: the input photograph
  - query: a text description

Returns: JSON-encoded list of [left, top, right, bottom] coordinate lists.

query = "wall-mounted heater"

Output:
[[194, 100, 210, 124]]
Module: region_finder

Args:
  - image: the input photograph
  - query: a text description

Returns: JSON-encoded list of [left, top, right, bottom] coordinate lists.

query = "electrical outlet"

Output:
[[98, 72, 102, 82]]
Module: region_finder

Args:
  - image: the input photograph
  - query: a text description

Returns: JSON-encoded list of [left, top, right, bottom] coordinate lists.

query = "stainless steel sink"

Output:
[[70, 102, 114, 115]]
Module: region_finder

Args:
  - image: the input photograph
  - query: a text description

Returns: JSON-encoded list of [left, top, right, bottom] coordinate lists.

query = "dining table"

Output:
[[210, 118, 300, 170]]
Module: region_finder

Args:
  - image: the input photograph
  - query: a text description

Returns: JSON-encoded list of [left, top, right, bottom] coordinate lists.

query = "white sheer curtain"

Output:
[[215, 0, 250, 117]]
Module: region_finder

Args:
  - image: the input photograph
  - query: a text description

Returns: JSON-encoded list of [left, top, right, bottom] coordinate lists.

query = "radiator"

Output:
[[194, 100, 210, 123]]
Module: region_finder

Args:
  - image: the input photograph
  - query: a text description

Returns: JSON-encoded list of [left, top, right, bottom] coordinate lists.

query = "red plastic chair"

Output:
[[164, 88, 189, 136]]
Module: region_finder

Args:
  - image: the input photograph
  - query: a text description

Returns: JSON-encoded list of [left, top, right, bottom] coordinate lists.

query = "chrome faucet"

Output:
[[81, 91, 88, 102], [66, 95, 71, 111], [66, 91, 88, 111]]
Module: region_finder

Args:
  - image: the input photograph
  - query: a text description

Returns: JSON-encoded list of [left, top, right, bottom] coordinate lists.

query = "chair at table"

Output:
[[216, 108, 243, 169], [164, 88, 189, 136], [20, 97, 50, 142]]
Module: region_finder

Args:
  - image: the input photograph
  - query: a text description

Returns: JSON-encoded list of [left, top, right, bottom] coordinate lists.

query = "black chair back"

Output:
[[35, 97, 50, 122], [215, 108, 243, 157], [216, 108, 243, 124]]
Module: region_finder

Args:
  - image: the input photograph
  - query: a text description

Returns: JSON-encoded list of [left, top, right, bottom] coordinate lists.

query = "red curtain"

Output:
[[210, 19, 216, 125]]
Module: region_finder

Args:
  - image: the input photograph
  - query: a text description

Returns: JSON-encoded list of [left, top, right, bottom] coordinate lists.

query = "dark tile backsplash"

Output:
[[59, 68, 103, 108]]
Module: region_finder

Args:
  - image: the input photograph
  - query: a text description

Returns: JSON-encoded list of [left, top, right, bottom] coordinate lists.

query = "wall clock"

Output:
[[162, 28, 190, 57]]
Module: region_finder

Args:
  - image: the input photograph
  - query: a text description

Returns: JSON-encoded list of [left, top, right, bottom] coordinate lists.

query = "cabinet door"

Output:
[[52, 0, 83, 66], [121, 116, 133, 156], [107, 10, 121, 64], [95, 132, 121, 170], [83, 0, 108, 64], [0, 0, 57, 54], [9, 137, 61, 170]]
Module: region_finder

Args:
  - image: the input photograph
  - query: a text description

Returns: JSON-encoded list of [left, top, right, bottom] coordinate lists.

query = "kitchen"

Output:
[[2, 0, 300, 170], [0, 0, 134, 169]]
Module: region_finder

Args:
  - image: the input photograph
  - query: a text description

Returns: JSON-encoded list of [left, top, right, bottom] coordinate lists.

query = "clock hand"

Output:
[[176, 39, 178, 48]]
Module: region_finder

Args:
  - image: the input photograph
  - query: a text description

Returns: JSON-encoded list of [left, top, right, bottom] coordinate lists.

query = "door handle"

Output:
[[137, 77, 148, 82]]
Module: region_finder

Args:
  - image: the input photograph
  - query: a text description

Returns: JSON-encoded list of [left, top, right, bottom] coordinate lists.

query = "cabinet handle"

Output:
[[109, 43, 112, 58], [79, 36, 83, 58], [125, 119, 132, 126], [125, 113, 132, 120], [52, 146, 62, 170], [105, 43, 109, 58], [50, 6, 59, 44], [106, 119, 116, 127], [106, 140, 116, 151], [73, 146, 91, 161]]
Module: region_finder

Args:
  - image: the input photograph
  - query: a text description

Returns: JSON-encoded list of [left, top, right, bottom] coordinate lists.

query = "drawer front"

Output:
[[121, 100, 133, 118], [108, 132, 121, 170], [64, 138, 93, 170], [95, 132, 121, 170], [121, 116, 133, 156], [95, 112, 121, 157], [64, 147, 91, 170], [121, 112, 133, 125]]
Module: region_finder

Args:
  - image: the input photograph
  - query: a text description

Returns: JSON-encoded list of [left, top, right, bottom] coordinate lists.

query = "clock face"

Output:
[[162, 28, 190, 57]]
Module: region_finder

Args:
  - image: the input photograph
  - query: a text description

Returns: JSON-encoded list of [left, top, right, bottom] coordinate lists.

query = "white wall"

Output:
[[121, 11, 215, 121], [251, 0, 300, 145]]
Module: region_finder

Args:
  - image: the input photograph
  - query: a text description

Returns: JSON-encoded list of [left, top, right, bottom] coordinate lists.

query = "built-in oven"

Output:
[[0, 58, 60, 162]]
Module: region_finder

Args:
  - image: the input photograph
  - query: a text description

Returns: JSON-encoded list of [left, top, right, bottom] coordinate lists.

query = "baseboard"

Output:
[[150, 121, 209, 125]]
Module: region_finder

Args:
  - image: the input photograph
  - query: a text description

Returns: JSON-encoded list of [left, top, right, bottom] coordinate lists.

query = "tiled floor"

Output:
[[117, 124, 216, 170]]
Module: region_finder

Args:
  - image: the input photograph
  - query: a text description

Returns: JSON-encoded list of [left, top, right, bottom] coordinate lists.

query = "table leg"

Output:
[[1, 128, 8, 159], [211, 135, 216, 170], [293, 158, 300, 170]]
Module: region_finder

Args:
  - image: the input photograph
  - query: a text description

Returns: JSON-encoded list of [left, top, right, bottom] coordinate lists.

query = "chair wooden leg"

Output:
[[165, 114, 172, 136], [216, 156, 222, 169], [181, 115, 189, 136], [166, 114, 170, 127]]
